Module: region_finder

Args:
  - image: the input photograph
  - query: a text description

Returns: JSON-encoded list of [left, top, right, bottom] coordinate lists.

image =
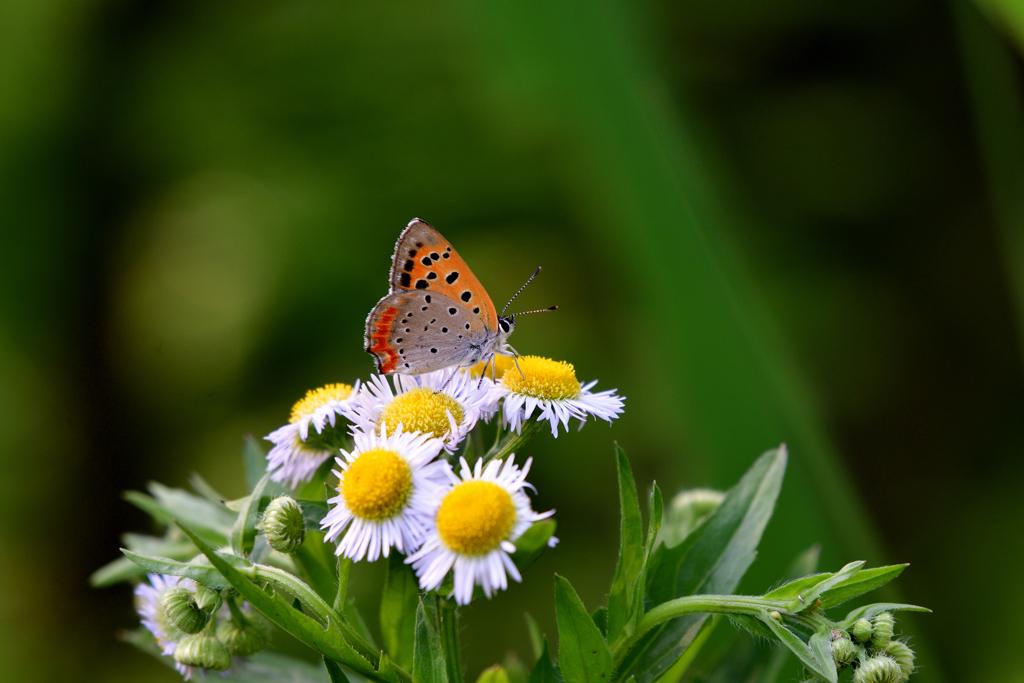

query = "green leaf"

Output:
[[91, 536, 197, 587], [838, 602, 931, 628], [231, 472, 272, 556], [299, 499, 331, 530], [176, 522, 383, 682], [413, 598, 449, 683], [527, 639, 563, 683], [148, 482, 237, 534], [382, 552, 420, 670], [606, 445, 644, 644], [618, 446, 787, 683], [122, 491, 229, 545], [783, 561, 864, 611], [234, 653, 337, 683], [591, 607, 608, 638], [626, 483, 663, 639], [188, 472, 229, 506], [296, 536, 340, 603], [525, 613, 544, 664], [378, 653, 402, 683], [759, 616, 836, 683], [325, 657, 353, 683], [763, 573, 833, 601], [120, 549, 250, 590], [554, 575, 613, 683], [808, 629, 838, 683], [818, 564, 908, 609], [511, 520, 557, 573]]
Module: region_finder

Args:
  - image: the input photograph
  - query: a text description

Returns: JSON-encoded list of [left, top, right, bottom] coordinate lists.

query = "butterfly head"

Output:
[[498, 316, 516, 338]]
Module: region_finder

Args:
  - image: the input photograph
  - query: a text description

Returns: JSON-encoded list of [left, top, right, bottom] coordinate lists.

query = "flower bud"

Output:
[[884, 640, 915, 681], [174, 632, 232, 671], [162, 588, 210, 635], [831, 634, 858, 666], [851, 618, 873, 643], [659, 489, 725, 546], [259, 496, 306, 554], [871, 612, 895, 650], [217, 612, 272, 657], [853, 655, 902, 683], [769, 611, 783, 622], [475, 665, 511, 683], [194, 585, 222, 614]]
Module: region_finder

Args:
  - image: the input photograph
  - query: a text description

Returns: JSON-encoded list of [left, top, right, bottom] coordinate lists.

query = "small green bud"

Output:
[[831, 634, 858, 666], [475, 665, 511, 683], [871, 612, 895, 650], [659, 488, 725, 546], [174, 632, 232, 672], [194, 585, 223, 614], [851, 618, 874, 643], [259, 496, 306, 554], [162, 588, 210, 635], [769, 611, 783, 622], [884, 640, 915, 681], [853, 655, 902, 683], [217, 612, 272, 657]]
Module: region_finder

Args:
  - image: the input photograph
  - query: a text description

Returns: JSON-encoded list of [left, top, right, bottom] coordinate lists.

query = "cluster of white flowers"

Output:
[[261, 357, 623, 605]]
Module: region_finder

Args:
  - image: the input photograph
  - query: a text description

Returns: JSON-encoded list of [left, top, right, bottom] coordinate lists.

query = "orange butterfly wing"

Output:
[[387, 219, 499, 331]]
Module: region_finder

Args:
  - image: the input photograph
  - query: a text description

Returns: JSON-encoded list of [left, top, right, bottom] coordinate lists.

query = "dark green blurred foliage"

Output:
[[2, 0, 1023, 681]]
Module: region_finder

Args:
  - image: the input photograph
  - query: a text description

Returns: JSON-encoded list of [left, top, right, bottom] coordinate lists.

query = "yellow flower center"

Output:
[[341, 448, 413, 520], [379, 387, 465, 439], [468, 355, 518, 380], [436, 481, 516, 555], [500, 356, 581, 400], [290, 383, 354, 423]]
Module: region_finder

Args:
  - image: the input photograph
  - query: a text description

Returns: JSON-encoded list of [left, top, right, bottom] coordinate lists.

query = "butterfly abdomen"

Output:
[[366, 305, 401, 374]]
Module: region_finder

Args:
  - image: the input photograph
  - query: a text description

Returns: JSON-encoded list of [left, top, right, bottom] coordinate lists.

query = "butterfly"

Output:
[[365, 218, 554, 376]]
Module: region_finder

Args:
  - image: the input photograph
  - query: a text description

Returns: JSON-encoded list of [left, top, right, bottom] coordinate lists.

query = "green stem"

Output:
[[225, 593, 250, 627], [613, 595, 786, 663], [437, 597, 464, 683], [481, 418, 543, 464], [334, 556, 352, 613]]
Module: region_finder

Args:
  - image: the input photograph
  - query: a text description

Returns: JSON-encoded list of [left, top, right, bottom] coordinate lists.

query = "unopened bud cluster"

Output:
[[819, 613, 915, 683], [159, 584, 272, 673]]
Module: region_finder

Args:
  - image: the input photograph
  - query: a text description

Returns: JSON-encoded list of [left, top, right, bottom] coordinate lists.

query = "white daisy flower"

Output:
[[134, 573, 198, 680], [321, 426, 449, 562], [265, 382, 359, 489], [491, 356, 624, 437], [345, 369, 497, 453], [406, 455, 554, 605]]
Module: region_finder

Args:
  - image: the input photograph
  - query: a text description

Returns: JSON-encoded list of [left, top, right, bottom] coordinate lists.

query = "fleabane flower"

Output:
[[265, 382, 359, 489], [491, 356, 624, 437], [407, 455, 554, 605], [346, 369, 496, 452], [321, 426, 449, 562], [135, 573, 199, 680]]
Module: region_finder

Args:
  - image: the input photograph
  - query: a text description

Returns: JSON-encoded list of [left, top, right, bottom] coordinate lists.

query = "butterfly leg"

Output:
[[435, 368, 457, 394], [476, 355, 495, 390]]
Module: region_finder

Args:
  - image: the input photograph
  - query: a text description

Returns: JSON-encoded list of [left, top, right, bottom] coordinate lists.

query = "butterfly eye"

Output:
[[499, 318, 512, 334]]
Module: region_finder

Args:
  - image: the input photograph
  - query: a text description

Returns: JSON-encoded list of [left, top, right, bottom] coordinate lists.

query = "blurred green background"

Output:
[[3, 0, 1024, 681]]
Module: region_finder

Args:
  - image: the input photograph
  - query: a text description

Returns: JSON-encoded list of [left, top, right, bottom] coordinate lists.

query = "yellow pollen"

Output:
[[500, 356, 581, 400], [468, 355, 518, 380], [379, 387, 465, 439], [341, 448, 413, 520], [437, 481, 517, 555], [290, 383, 354, 423]]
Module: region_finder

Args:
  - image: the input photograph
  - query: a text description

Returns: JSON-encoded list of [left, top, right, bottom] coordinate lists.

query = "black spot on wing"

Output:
[[400, 273, 411, 287], [446, 271, 459, 284], [409, 249, 418, 258], [442, 252, 450, 259], [461, 291, 472, 302], [421, 306, 428, 311], [448, 307, 457, 315], [430, 348, 438, 354], [465, 323, 471, 330], [427, 272, 437, 280], [404, 260, 415, 272], [421, 257, 433, 267], [430, 252, 440, 260], [441, 327, 448, 333], [473, 307, 480, 314], [416, 280, 429, 289], [425, 295, 431, 303]]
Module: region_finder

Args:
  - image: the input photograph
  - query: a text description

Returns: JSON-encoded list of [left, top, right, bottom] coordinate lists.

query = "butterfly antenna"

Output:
[[502, 267, 543, 316], [509, 305, 558, 317]]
